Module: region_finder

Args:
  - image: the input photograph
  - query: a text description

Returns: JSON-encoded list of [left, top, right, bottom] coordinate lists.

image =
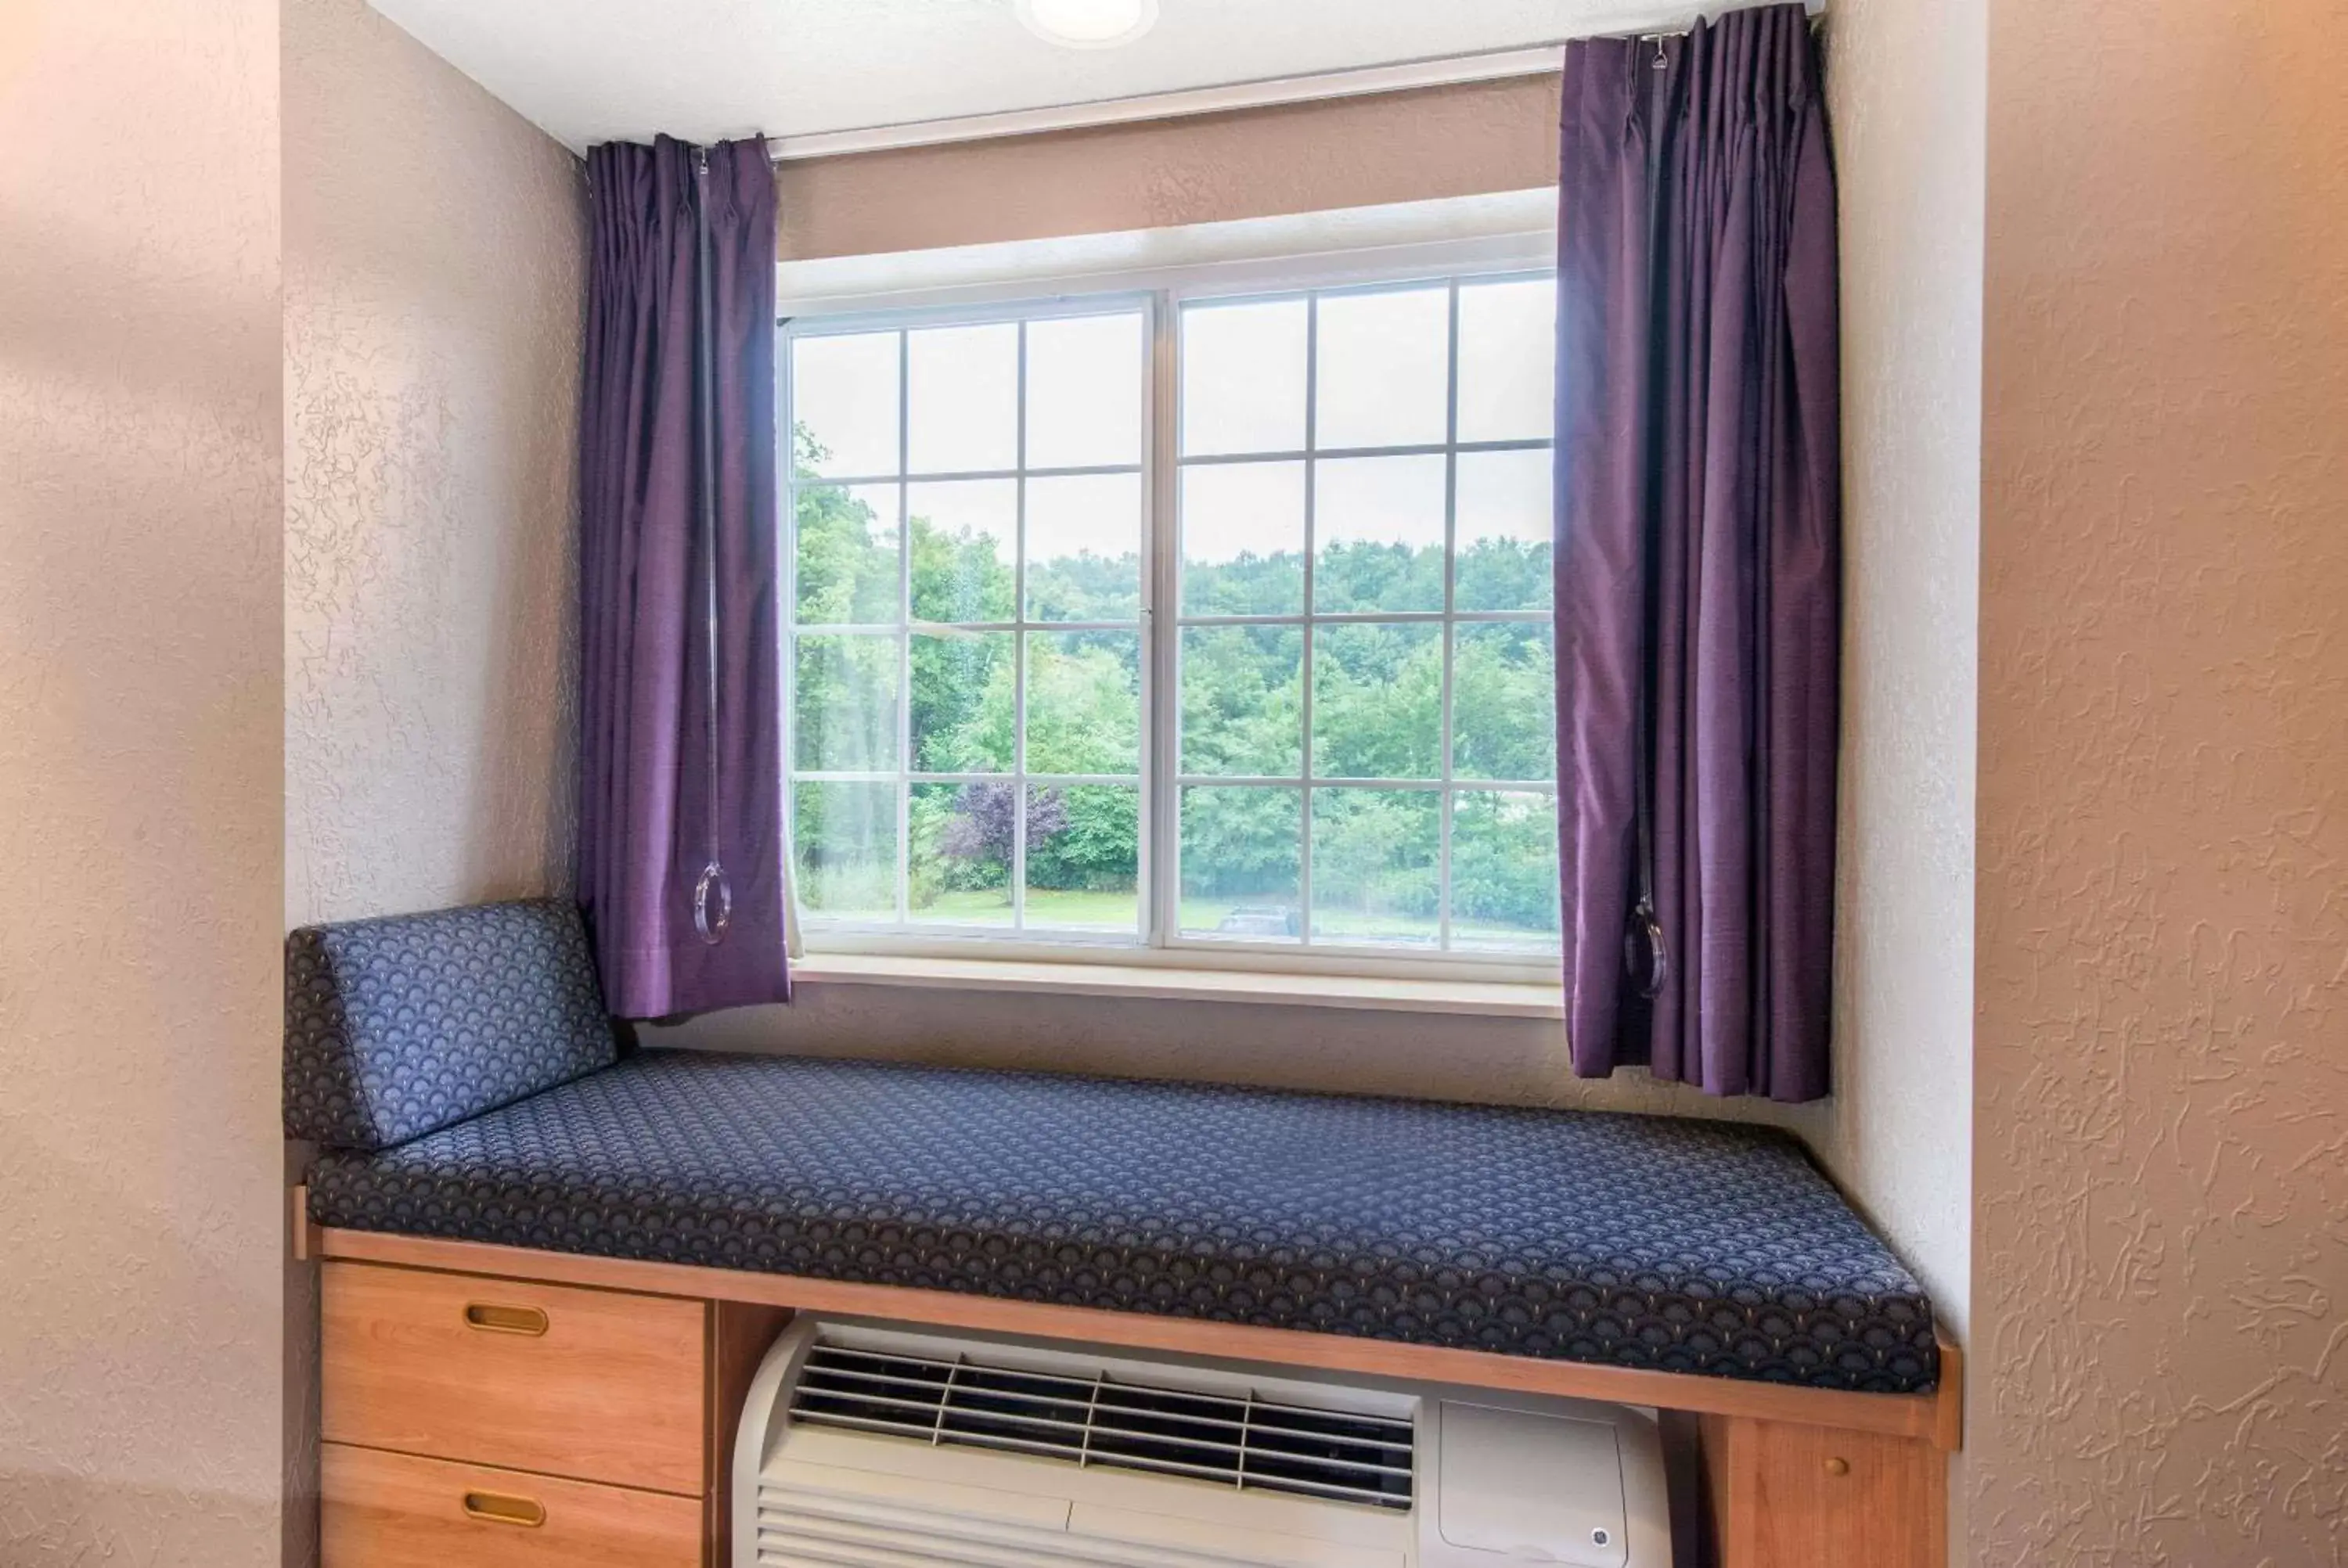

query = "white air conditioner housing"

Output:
[[735, 1318, 1672, 1568]]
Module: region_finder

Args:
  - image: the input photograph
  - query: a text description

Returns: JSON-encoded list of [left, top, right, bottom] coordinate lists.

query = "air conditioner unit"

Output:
[[734, 1319, 1672, 1568]]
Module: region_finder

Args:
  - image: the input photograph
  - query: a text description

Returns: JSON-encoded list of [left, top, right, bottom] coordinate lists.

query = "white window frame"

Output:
[[780, 214, 1558, 986]]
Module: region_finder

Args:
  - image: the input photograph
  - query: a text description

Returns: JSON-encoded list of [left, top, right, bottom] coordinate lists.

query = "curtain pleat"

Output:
[[577, 137, 790, 1018]]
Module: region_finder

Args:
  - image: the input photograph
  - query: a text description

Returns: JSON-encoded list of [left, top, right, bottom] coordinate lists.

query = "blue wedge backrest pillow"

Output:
[[283, 898, 617, 1151]]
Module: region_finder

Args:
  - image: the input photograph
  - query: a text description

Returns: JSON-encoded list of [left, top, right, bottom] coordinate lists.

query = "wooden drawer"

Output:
[[322, 1442, 700, 1567], [322, 1261, 706, 1494]]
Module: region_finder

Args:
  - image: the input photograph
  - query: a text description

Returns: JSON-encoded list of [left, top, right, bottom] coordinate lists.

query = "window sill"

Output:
[[790, 951, 1565, 1019]]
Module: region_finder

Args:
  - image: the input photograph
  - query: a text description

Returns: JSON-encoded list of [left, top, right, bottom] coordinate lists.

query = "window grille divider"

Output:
[[1010, 320, 1029, 932], [1297, 294, 1320, 946], [895, 329, 912, 926], [1439, 279, 1461, 952], [793, 461, 1142, 487], [1144, 291, 1176, 951]]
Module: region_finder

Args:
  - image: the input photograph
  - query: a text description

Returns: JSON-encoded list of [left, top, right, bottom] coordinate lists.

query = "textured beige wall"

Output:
[[0, 2, 284, 1563], [1817, 0, 1982, 1352], [1818, 6, 1985, 1558], [776, 75, 1561, 260], [1972, 2, 2348, 1563], [653, 987, 1835, 1138], [285, 0, 585, 931], [281, 4, 585, 1559]]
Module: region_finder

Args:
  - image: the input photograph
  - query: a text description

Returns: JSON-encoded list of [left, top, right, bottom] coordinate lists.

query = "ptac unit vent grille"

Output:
[[787, 1340, 1414, 1512]]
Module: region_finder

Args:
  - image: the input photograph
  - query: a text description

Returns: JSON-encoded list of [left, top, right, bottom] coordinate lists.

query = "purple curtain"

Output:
[[1554, 4, 1839, 1101], [578, 137, 790, 1018]]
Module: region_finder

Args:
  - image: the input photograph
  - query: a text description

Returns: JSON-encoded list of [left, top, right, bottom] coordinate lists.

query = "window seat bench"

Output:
[[286, 901, 1957, 1568], [308, 1047, 1939, 1397]]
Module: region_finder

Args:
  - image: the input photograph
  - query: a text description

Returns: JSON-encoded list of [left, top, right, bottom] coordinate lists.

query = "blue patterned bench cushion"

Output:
[[308, 1050, 1938, 1392], [284, 900, 617, 1151]]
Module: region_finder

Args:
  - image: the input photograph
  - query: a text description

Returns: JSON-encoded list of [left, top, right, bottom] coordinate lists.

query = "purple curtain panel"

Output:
[[577, 137, 790, 1017], [1555, 3, 1840, 1101]]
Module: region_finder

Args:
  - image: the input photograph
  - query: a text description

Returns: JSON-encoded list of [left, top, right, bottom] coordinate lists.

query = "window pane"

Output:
[[1455, 448, 1553, 612], [1313, 453, 1446, 613], [907, 322, 1017, 473], [1027, 472, 1142, 622], [1314, 286, 1449, 450], [1457, 279, 1556, 443], [1180, 786, 1302, 940], [1310, 788, 1439, 945], [1313, 622, 1441, 780], [794, 633, 899, 771], [1451, 790, 1561, 950], [1025, 631, 1140, 775], [1180, 460, 1304, 615], [1181, 625, 1302, 777], [910, 629, 1011, 772], [907, 479, 1016, 623], [909, 782, 1014, 926], [1182, 300, 1307, 456], [793, 481, 899, 625], [790, 281, 1560, 955], [790, 332, 899, 478], [1452, 622, 1555, 782], [1027, 312, 1143, 469], [793, 781, 897, 917], [1025, 783, 1139, 933]]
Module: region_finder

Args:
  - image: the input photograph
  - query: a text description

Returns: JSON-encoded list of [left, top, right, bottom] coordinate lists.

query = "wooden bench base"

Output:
[[299, 1192, 1956, 1568]]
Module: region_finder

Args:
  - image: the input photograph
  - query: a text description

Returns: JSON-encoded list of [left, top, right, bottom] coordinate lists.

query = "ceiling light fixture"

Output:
[[1015, 0, 1160, 50]]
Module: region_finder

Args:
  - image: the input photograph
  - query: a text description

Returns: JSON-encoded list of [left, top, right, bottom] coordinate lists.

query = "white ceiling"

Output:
[[366, 0, 1700, 153]]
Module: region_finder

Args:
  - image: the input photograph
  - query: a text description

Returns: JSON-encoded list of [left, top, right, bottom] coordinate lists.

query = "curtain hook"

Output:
[[1652, 34, 1669, 70]]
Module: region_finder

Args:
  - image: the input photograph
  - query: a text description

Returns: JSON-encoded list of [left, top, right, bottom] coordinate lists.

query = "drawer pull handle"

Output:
[[462, 1491, 546, 1527], [463, 1303, 549, 1336]]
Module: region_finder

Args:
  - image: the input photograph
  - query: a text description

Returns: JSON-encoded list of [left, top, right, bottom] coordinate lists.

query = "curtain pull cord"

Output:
[[691, 144, 732, 947], [1625, 666, 1669, 1002], [1624, 58, 1670, 1004]]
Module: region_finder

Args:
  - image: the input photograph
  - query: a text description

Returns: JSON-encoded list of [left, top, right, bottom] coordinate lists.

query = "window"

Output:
[[784, 267, 1558, 973]]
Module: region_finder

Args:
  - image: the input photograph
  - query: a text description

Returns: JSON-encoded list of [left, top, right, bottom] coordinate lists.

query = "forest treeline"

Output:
[[789, 434, 1561, 943]]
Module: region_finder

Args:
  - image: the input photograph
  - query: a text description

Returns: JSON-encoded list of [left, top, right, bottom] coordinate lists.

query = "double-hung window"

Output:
[[783, 263, 1558, 975]]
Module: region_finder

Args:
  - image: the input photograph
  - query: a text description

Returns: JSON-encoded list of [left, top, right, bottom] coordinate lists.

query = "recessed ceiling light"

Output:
[[1015, 0, 1160, 50]]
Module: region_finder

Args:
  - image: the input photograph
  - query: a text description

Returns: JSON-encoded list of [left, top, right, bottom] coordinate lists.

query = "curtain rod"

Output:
[[765, 9, 1824, 164]]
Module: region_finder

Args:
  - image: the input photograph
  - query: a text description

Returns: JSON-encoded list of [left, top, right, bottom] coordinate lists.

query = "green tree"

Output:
[[791, 429, 897, 625], [1455, 537, 1551, 614], [1179, 787, 1299, 899], [1029, 550, 1141, 622], [1451, 621, 1554, 782], [1180, 625, 1302, 776], [909, 511, 1014, 623], [791, 415, 1558, 937]]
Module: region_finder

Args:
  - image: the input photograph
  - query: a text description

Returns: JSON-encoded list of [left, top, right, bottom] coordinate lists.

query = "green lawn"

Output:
[[910, 886, 1125, 928], [899, 886, 1552, 948]]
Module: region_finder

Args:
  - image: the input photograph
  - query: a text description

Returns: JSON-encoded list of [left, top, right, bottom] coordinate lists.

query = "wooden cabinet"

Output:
[[319, 1260, 787, 1568], [321, 1261, 708, 1494], [322, 1444, 701, 1568], [1698, 1414, 1949, 1568]]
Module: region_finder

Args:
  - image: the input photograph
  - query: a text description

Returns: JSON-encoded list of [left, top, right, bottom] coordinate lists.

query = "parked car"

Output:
[[1216, 905, 1302, 937]]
